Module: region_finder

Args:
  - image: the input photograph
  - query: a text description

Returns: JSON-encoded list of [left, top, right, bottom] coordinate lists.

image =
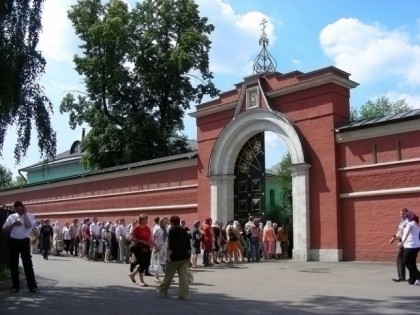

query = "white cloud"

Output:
[[38, 0, 77, 62], [385, 92, 420, 109], [264, 131, 287, 168], [265, 131, 282, 149], [319, 18, 420, 87], [196, 0, 277, 81]]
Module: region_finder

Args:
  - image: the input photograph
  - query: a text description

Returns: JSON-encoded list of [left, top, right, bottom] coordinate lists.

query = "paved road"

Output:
[[0, 254, 419, 315]]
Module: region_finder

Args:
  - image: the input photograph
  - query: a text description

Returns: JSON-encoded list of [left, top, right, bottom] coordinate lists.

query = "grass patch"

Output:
[[0, 268, 10, 281], [0, 267, 24, 281]]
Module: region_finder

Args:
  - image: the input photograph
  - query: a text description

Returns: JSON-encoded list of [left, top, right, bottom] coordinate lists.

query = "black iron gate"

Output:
[[234, 132, 265, 224]]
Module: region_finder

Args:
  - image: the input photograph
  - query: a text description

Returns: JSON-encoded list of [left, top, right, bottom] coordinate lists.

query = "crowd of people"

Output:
[[29, 215, 290, 268], [27, 208, 420, 290], [26, 213, 292, 298], [3, 200, 419, 296], [3, 201, 194, 298]]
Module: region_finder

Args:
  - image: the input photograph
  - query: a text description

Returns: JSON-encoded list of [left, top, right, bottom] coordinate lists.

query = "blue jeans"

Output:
[[246, 237, 260, 262]]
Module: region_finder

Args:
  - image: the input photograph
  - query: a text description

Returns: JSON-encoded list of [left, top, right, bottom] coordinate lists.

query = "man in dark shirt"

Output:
[[158, 215, 191, 299], [39, 219, 53, 260]]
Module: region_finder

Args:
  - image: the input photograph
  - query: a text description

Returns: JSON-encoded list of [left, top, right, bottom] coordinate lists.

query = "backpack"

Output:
[[30, 227, 39, 240], [86, 222, 92, 236], [228, 227, 238, 241]]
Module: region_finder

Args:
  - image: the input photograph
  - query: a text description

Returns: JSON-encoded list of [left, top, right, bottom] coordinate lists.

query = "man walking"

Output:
[[39, 219, 53, 260], [2, 201, 39, 293], [158, 215, 191, 300], [389, 208, 409, 282]]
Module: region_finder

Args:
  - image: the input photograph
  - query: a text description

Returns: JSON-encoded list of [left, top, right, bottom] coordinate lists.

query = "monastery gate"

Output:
[[2, 66, 420, 262]]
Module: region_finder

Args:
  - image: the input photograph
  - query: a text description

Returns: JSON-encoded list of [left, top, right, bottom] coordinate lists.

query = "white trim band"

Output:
[[340, 186, 420, 198], [34, 204, 198, 217], [337, 157, 420, 171]]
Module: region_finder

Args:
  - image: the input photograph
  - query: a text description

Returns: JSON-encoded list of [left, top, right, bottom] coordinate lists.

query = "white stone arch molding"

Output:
[[208, 108, 312, 261]]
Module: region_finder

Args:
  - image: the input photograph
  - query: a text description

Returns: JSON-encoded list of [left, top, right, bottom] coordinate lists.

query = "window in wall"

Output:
[[70, 141, 82, 154]]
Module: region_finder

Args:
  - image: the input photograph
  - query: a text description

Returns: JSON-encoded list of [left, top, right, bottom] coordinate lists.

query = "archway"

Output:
[[208, 109, 311, 261]]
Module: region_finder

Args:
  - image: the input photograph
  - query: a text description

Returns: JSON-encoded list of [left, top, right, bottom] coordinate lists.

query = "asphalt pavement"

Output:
[[0, 253, 419, 315]]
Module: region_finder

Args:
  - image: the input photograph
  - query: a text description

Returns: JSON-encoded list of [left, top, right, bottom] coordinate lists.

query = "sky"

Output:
[[2, 0, 420, 178]]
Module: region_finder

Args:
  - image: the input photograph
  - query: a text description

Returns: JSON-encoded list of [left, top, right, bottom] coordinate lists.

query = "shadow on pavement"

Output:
[[1, 280, 418, 315]]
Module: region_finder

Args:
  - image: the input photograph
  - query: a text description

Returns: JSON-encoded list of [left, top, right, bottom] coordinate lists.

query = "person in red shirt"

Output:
[[202, 218, 214, 266], [128, 214, 157, 286]]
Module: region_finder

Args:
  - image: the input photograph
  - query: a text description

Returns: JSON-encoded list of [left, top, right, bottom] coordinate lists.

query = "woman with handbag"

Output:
[[226, 220, 240, 263], [128, 214, 158, 287]]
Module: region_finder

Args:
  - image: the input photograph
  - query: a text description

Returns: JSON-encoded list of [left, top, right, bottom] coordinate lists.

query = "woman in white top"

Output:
[[52, 221, 63, 255], [151, 217, 169, 283], [62, 222, 72, 255], [399, 211, 420, 285]]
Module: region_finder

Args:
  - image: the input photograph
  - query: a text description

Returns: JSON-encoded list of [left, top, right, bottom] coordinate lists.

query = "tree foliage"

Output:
[[60, 0, 219, 169], [351, 96, 412, 121], [268, 153, 293, 229], [0, 0, 56, 164], [12, 175, 27, 187], [0, 164, 12, 187]]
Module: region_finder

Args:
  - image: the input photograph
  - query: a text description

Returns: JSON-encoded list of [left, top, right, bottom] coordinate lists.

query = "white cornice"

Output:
[[336, 120, 420, 143], [20, 156, 83, 172], [189, 73, 357, 119], [340, 186, 420, 198], [189, 101, 237, 118], [265, 73, 358, 98], [34, 204, 198, 217], [338, 157, 420, 171]]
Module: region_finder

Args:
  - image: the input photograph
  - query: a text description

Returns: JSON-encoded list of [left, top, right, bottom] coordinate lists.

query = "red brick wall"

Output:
[[269, 84, 351, 250], [338, 132, 420, 261], [338, 131, 420, 167], [196, 106, 235, 219], [0, 164, 199, 227], [341, 195, 420, 261]]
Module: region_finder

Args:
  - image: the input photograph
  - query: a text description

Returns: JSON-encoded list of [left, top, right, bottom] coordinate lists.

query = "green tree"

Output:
[[268, 153, 293, 229], [0, 165, 12, 187], [0, 0, 56, 163], [351, 96, 412, 121], [60, 0, 219, 169], [11, 174, 27, 187]]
